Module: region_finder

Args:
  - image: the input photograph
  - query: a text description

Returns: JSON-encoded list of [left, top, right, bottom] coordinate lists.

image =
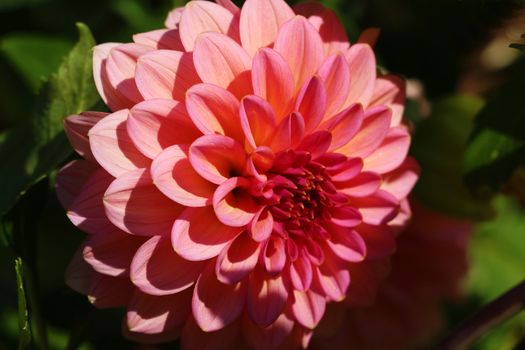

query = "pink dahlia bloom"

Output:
[[311, 203, 472, 350], [56, 0, 419, 348]]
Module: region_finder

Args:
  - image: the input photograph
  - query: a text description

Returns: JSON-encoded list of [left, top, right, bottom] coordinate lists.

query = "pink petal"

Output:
[[56, 160, 96, 209], [192, 263, 247, 331], [295, 76, 327, 132], [291, 290, 326, 329], [274, 16, 324, 90], [328, 206, 362, 228], [321, 103, 364, 151], [127, 99, 200, 159], [215, 0, 240, 15], [88, 274, 133, 308], [130, 235, 205, 296], [247, 268, 289, 327], [65, 248, 95, 295], [216, 233, 261, 284], [243, 313, 294, 350], [336, 106, 392, 158], [105, 43, 151, 105], [318, 54, 351, 118], [213, 177, 260, 227], [179, 0, 238, 51], [248, 208, 274, 242], [93, 43, 131, 111], [270, 112, 306, 152], [357, 27, 381, 48], [189, 135, 246, 185], [88, 109, 151, 177], [353, 190, 400, 225], [133, 29, 184, 50], [67, 168, 115, 235], [193, 32, 252, 98], [83, 230, 144, 277], [289, 255, 313, 291], [381, 157, 420, 200], [251, 48, 294, 121], [369, 74, 406, 127], [104, 168, 183, 236], [294, 3, 350, 55], [172, 206, 242, 261], [313, 254, 350, 302], [296, 131, 332, 159], [182, 317, 240, 350], [363, 126, 411, 174], [337, 171, 382, 198], [240, 95, 277, 149], [126, 289, 191, 338], [325, 223, 366, 262], [135, 50, 200, 101], [151, 145, 215, 207], [239, 0, 294, 56], [327, 157, 363, 183], [165, 7, 184, 29], [263, 236, 287, 275], [344, 43, 377, 107], [186, 83, 243, 141], [64, 112, 107, 162]]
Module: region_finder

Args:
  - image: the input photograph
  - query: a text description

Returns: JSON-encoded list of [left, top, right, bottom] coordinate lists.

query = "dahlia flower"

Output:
[[56, 0, 419, 348], [311, 204, 472, 350]]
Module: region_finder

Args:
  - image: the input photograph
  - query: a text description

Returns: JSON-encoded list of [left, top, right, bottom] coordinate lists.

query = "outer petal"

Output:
[[247, 268, 288, 327], [193, 32, 252, 98], [363, 126, 411, 174], [344, 43, 377, 107], [314, 254, 351, 301], [130, 235, 206, 295], [64, 112, 107, 162], [336, 106, 392, 158], [381, 157, 420, 200], [127, 99, 200, 159], [325, 224, 366, 262], [318, 54, 351, 118], [216, 233, 261, 284], [126, 289, 191, 340], [88, 109, 151, 178], [291, 290, 326, 329], [243, 313, 294, 350], [165, 7, 184, 29], [88, 274, 133, 308], [172, 206, 242, 261], [321, 103, 364, 151], [369, 74, 406, 126], [294, 2, 350, 55], [192, 263, 247, 332], [186, 83, 243, 141], [274, 16, 324, 90], [151, 145, 215, 207], [83, 230, 144, 277], [135, 50, 200, 101], [337, 171, 382, 198], [239, 0, 294, 56], [182, 317, 240, 350], [67, 168, 115, 235], [353, 190, 400, 225], [133, 29, 184, 51], [93, 43, 130, 111], [179, 0, 238, 51], [251, 48, 294, 121], [56, 160, 97, 209], [104, 168, 183, 236]]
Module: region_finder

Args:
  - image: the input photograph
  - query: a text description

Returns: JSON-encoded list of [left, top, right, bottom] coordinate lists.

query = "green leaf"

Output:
[[412, 95, 495, 220], [0, 34, 72, 91], [0, 23, 99, 217], [0, 0, 50, 11], [463, 61, 525, 195], [468, 196, 525, 350], [15, 257, 31, 350]]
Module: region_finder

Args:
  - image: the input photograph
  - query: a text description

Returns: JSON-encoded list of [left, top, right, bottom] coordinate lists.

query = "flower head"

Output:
[[57, 0, 419, 348]]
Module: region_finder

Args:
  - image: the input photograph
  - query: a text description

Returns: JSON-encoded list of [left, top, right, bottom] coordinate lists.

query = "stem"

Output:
[[439, 279, 525, 350]]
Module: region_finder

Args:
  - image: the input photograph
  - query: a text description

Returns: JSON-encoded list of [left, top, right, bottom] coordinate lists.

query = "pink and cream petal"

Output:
[[88, 109, 151, 178], [291, 290, 326, 329], [247, 268, 288, 327], [104, 168, 182, 236], [216, 233, 261, 284], [295, 76, 327, 132], [151, 145, 215, 207], [317, 54, 351, 118], [369, 74, 406, 127], [363, 126, 411, 174], [133, 29, 184, 51], [344, 43, 377, 107], [172, 206, 242, 261]]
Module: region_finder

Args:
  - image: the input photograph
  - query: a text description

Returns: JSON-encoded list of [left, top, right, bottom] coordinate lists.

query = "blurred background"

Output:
[[0, 0, 524, 349]]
